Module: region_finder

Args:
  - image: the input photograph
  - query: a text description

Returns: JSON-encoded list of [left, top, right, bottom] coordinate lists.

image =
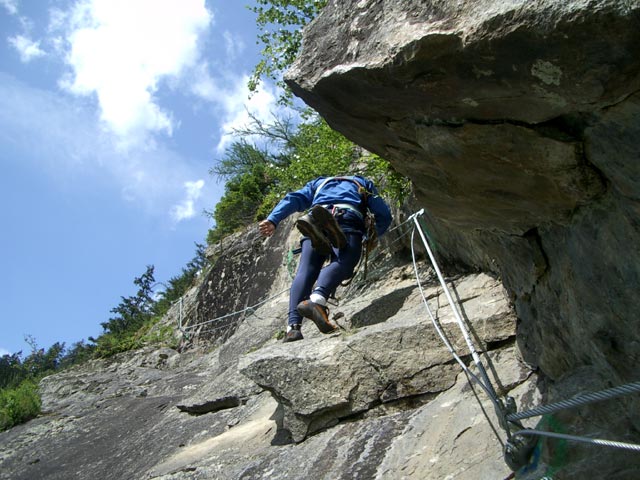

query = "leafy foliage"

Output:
[[0, 352, 26, 390], [59, 340, 95, 369], [0, 380, 40, 431], [21, 337, 65, 379], [153, 243, 208, 316], [100, 265, 156, 336], [358, 152, 412, 207], [0, 337, 67, 390], [208, 163, 273, 244], [256, 113, 355, 216], [91, 245, 206, 358], [248, 0, 327, 96], [0, 337, 68, 432]]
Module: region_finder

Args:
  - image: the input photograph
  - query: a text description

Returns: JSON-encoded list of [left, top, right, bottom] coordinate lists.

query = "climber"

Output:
[[258, 175, 392, 342]]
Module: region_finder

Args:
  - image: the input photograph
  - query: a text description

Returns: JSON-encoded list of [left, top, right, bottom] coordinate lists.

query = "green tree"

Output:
[[59, 340, 95, 369], [207, 140, 276, 244], [248, 0, 327, 97], [0, 352, 26, 390], [89, 265, 155, 357], [21, 336, 65, 378], [0, 337, 68, 432], [153, 243, 208, 316], [257, 112, 355, 215], [210, 139, 273, 180], [100, 265, 156, 336]]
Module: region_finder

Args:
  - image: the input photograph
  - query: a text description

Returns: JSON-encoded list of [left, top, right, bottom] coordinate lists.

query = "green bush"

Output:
[[92, 314, 180, 358], [140, 322, 180, 350], [91, 332, 138, 358], [0, 380, 41, 431]]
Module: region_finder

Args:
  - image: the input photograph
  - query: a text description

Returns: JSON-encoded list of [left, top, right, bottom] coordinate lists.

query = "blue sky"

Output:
[[0, 0, 291, 356]]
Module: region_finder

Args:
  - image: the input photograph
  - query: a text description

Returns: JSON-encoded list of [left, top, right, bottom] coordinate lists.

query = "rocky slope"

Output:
[[1, 214, 544, 479]]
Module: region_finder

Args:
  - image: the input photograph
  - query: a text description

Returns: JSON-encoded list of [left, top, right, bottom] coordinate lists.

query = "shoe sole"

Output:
[[296, 218, 332, 256], [283, 333, 303, 343], [311, 206, 347, 249], [297, 301, 337, 334]]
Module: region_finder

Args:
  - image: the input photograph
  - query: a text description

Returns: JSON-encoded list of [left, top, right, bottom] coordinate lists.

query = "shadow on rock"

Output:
[[350, 286, 415, 328]]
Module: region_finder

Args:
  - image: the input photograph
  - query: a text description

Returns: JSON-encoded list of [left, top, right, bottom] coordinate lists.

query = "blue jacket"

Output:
[[267, 176, 393, 237]]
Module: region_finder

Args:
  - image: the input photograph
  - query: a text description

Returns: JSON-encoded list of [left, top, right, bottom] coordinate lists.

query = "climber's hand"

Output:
[[259, 220, 276, 237]]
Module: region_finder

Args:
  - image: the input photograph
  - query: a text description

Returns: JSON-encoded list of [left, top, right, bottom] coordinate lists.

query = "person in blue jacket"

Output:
[[258, 175, 392, 342]]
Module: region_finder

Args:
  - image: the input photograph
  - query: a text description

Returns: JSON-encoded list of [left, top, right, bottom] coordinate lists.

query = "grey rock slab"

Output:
[[147, 392, 279, 479], [240, 273, 516, 442], [375, 346, 538, 480]]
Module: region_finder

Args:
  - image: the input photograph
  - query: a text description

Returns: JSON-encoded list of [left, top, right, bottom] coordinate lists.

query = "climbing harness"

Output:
[[312, 175, 373, 208], [312, 175, 380, 257], [327, 202, 364, 219]]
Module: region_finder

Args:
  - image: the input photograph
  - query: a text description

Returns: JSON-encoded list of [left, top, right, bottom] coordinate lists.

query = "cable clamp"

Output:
[[504, 432, 538, 471], [502, 396, 537, 471]]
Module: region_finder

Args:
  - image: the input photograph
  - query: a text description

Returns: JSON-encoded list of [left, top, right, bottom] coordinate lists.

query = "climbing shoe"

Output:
[[310, 205, 347, 249], [283, 324, 303, 343], [296, 213, 332, 256], [296, 300, 337, 334]]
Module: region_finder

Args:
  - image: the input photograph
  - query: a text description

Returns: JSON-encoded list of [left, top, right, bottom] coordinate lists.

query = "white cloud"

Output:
[[0, 348, 11, 357], [61, 0, 212, 142], [8, 35, 45, 62], [170, 179, 205, 222], [191, 64, 284, 153], [223, 30, 245, 60], [0, 0, 18, 15], [48, 7, 67, 32], [0, 72, 218, 219], [188, 64, 286, 152]]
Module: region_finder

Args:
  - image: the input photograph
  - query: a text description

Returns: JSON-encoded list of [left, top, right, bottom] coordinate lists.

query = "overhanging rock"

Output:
[[285, 0, 638, 232]]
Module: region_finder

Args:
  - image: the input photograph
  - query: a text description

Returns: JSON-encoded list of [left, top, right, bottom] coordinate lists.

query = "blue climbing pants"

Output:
[[288, 233, 363, 326]]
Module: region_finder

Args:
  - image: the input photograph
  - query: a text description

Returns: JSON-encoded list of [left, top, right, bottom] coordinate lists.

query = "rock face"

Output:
[[285, 1, 640, 475], [187, 217, 296, 344], [2, 3, 639, 478], [240, 272, 516, 443], [1, 218, 541, 480]]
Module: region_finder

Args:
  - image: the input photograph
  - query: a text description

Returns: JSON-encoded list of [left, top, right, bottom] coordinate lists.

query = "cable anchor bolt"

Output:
[[502, 397, 537, 471]]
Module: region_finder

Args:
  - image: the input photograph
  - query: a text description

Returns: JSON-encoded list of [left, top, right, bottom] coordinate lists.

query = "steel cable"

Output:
[[409, 224, 511, 439], [507, 381, 640, 422], [514, 429, 640, 452]]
